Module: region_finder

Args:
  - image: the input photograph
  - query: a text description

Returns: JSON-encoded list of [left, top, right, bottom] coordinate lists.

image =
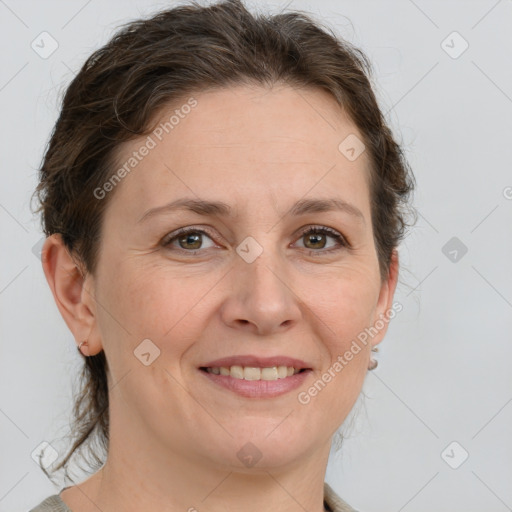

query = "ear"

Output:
[[369, 248, 400, 349], [41, 233, 103, 356]]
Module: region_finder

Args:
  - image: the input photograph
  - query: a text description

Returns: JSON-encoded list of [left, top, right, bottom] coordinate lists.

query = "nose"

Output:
[[219, 244, 302, 336]]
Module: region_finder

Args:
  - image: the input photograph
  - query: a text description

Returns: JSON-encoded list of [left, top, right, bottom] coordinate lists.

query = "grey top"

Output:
[[28, 494, 71, 512], [28, 481, 359, 511]]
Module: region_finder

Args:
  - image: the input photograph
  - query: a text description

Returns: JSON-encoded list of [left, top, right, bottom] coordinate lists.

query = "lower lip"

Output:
[[198, 368, 312, 398]]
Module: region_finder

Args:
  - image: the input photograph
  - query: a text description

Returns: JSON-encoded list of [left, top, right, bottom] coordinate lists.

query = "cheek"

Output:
[[317, 269, 379, 345], [99, 260, 218, 356], [309, 286, 374, 407], [308, 269, 377, 407]]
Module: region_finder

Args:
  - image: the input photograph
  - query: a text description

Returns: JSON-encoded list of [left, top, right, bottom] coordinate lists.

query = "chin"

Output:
[[208, 424, 318, 470]]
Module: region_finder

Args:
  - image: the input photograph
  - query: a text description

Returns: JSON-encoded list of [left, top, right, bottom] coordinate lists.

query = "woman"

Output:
[[30, 0, 415, 510]]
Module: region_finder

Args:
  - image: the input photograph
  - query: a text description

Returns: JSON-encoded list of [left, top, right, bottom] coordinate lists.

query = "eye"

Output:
[[293, 225, 348, 253], [161, 225, 349, 256], [161, 227, 217, 253]]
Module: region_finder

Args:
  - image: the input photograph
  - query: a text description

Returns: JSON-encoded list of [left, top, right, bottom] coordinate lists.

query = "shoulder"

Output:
[[324, 482, 361, 512], [30, 484, 355, 511], [28, 494, 72, 512]]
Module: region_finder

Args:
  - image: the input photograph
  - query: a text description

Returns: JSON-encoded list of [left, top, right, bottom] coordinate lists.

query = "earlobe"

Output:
[[41, 234, 100, 354]]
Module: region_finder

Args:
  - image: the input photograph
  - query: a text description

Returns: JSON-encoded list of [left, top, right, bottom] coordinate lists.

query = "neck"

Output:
[[98, 447, 330, 512], [65, 433, 332, 512]]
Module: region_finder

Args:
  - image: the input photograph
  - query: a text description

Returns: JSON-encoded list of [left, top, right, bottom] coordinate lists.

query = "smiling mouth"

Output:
[[199, 366, 309, 381]]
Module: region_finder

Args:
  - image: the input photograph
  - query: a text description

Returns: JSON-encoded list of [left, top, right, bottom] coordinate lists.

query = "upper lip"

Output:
[[200, 355, 311, 369]]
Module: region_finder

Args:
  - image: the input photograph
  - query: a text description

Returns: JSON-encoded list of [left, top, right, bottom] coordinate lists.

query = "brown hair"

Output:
[[31, 0, 416, 483]]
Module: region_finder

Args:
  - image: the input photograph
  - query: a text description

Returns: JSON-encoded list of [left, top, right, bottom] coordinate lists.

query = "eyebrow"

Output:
[[137, 197, 365, 225]]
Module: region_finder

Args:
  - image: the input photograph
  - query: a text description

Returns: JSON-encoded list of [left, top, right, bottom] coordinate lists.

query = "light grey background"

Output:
[[1, 0, 511, 511]]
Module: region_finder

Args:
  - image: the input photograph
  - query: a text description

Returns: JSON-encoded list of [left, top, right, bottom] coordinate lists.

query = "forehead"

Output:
[[164, 84, 362, 155], [106, 84, 371, 221]]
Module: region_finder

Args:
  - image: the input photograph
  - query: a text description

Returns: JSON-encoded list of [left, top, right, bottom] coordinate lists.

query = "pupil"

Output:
[[179, 233, 201, 250], [306, 233, 325, 249]]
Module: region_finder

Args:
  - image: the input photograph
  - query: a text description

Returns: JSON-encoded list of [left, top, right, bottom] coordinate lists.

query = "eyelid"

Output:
[[293, 224, 349, 249], [161, 225, 219, 248], [290, 226, 350, 257]]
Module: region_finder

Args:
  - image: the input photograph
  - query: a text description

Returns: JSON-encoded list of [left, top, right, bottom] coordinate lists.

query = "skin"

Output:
[[42, 83, 399, 512]]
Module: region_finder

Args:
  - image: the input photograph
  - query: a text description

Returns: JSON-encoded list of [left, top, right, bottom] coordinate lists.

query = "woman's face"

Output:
[[82, 84, 398, 471]]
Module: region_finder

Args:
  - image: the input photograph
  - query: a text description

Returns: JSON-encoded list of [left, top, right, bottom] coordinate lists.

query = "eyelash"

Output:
[[161, 225, 349, 256]]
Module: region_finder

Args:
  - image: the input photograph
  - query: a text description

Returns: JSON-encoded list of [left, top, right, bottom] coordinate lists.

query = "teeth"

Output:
[[205, 365, 302, 380]]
